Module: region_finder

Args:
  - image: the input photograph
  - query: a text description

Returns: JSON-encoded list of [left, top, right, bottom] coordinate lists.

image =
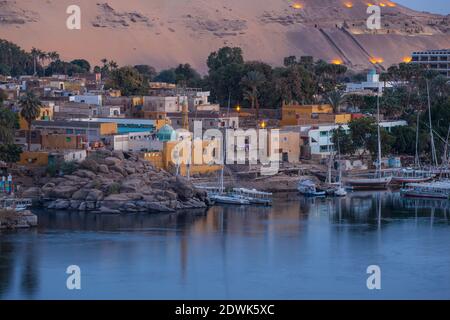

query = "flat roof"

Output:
[[70, 118, 156, 126]]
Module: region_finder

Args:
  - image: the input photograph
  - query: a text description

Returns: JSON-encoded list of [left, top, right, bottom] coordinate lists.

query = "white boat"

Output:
[[391, 168, 435, 184], [209, 194, 251, 205], [298, 179, 326, 197], [400, 181, 450, 199], [334, 186, 347, 197], [231, 188, 272, 206], [0, 198, 32, 212]]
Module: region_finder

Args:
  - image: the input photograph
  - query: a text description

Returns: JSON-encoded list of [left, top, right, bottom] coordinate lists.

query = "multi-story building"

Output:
[[411, 49, 450, 78]]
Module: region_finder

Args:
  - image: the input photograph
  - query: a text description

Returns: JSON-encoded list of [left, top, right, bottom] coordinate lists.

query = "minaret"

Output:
[[181, 99, 189, 131]]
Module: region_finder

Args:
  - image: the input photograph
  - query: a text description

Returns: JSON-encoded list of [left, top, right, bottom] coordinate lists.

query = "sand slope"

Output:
[[0, 0, 449, 72]]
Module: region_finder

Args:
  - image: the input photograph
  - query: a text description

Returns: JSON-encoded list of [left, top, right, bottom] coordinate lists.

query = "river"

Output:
[[0, 191, 449, 300]]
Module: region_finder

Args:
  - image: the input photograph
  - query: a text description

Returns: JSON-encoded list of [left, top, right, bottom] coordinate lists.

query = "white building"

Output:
[[69, 94, 103, 106], [98, 106, 121, 117], [62, 150, 87, 163], [346, 69, 393, 94], [302, 120, 407, 158], [143, 96, 188, 113], [112, 132, 162, 152], [188, 91, 220, 112]]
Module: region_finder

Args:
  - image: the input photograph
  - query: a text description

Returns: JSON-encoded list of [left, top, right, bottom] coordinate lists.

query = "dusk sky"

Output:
[[395, 0, 450, 14]]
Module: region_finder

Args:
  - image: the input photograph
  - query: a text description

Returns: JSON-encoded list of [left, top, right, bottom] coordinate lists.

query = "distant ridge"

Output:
[[0, 0, 449, 72]]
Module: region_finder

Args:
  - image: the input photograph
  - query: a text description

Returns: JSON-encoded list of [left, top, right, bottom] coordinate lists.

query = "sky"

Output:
[[395, 0, 450, 14]]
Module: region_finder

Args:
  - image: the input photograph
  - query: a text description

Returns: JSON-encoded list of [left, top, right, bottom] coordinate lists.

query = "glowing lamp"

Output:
[[402, 56, 412, 63], [344, 2, 353, 8]]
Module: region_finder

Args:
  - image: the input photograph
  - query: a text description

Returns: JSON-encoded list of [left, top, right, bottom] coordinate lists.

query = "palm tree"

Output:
[[241, 71, 266, 121], [19, 92, 41, 151], [38, 51, 49, 76], [30, 48, 42, 76], [327, 90, 346, 113]]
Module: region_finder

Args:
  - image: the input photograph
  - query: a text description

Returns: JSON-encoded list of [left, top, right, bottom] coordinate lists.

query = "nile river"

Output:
[[0, 191, 449, 300]]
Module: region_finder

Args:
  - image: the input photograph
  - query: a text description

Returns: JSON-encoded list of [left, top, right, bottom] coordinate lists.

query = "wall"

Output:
[[18, 152, 49, 166], [99, 123, 118, 135]]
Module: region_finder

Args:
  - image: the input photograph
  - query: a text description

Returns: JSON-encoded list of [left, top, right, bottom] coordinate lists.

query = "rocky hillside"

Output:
[[0, 0, 449, 71], [22, 150, 209, 214]]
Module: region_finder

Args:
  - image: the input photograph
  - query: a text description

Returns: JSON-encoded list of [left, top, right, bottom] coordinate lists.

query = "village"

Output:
[[1, 44, 450, 229]]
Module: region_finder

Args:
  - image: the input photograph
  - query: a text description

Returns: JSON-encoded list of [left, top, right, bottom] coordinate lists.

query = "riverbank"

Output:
[[21, 150, 209, 214], [0, 209, 37, 229]]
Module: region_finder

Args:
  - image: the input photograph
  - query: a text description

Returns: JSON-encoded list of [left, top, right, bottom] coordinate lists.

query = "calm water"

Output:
[[1, 191, 449, 300]]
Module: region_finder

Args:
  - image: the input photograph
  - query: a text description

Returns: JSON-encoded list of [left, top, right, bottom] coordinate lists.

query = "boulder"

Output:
[[74, 170, 97, 180], [112, 151, 125, 160], [71, 189, 89, 200], [110, 164, 127, 176], [48, 185, 79, 199], [85, 189, 104, 201], [70, 200, 81, 209], [171, 176, 195, 201], [104, 157, 122, 166], [22, 187, 41, 199], [98, 164, 109, 174], [51, 199, 70, 210]]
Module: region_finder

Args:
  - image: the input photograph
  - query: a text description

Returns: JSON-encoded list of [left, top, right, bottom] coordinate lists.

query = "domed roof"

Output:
[[156, 124, 176, 141]]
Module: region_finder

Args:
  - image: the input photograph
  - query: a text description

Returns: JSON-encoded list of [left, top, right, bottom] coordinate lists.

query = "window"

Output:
[[320, 131, 328, 137]]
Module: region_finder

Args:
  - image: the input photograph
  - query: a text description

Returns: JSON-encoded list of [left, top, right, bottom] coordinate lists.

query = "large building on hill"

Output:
[[411, 49, 450, 78]]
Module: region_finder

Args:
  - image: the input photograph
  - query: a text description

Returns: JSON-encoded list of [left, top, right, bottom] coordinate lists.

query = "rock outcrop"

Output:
[[23, 151, 208, 214]]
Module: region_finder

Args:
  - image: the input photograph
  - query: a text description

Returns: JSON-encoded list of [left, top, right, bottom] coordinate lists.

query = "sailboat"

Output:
[[334, 137, 347, 197], [345, 86, 392, 190]]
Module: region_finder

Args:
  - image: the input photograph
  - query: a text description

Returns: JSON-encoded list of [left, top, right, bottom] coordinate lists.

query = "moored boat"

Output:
[[209, 194, 251, 205], [400, 181, 450, 199], [231, 188, 272, 206], [298, 179, 326, 197], [391, 168, 435, 184], [345, 175, 392, 190]]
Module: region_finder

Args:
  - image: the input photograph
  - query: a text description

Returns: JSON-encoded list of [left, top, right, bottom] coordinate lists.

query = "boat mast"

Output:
[[376, 86, 382, 178], [426, 79, 438, 167], [415, 110, 421, 168]]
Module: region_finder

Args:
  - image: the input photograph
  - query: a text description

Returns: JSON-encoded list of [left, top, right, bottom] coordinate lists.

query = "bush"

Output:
[[107, 183, 121, 195]]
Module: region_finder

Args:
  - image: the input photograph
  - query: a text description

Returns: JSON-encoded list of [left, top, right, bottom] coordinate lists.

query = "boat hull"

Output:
[[345, 177, 392, 190]]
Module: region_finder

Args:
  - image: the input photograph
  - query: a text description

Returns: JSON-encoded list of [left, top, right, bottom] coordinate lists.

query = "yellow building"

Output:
[[281, 103, 351, 126], [144, 139, 222, 176], [19, 152, 49, 166], [281, 104, 333, 126]]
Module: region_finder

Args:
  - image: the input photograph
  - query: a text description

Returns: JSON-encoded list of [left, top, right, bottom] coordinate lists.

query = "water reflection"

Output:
[[0, 191, 449, 299]]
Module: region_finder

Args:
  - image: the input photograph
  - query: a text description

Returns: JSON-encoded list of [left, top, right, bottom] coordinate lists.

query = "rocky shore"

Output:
[[0, 209, 38, 229], [22, 151, 209, 214]]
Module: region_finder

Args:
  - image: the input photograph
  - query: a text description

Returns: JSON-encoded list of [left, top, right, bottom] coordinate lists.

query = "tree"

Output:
[[19, 92, 41, 151], [331, 126, 355, 156], [0, 144, 22, 163], [154, 69, 177, 83], [0, 89, 7, 106], [207, 47, 244, 71], [30, 47, 43, 76], [134, 65, 157, 82], [349, 117, 393, 158], [174, 63, 202, 87], [327, 90, 346, 113], [0, 107, 18, 144], [241, 71, 265, 120], [71, 59, 91, 73], [105, 66, 147, 96]]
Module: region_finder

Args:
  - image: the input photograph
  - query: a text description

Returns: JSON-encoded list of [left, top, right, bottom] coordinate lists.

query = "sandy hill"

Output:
[[0, 0, 449, 72]]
